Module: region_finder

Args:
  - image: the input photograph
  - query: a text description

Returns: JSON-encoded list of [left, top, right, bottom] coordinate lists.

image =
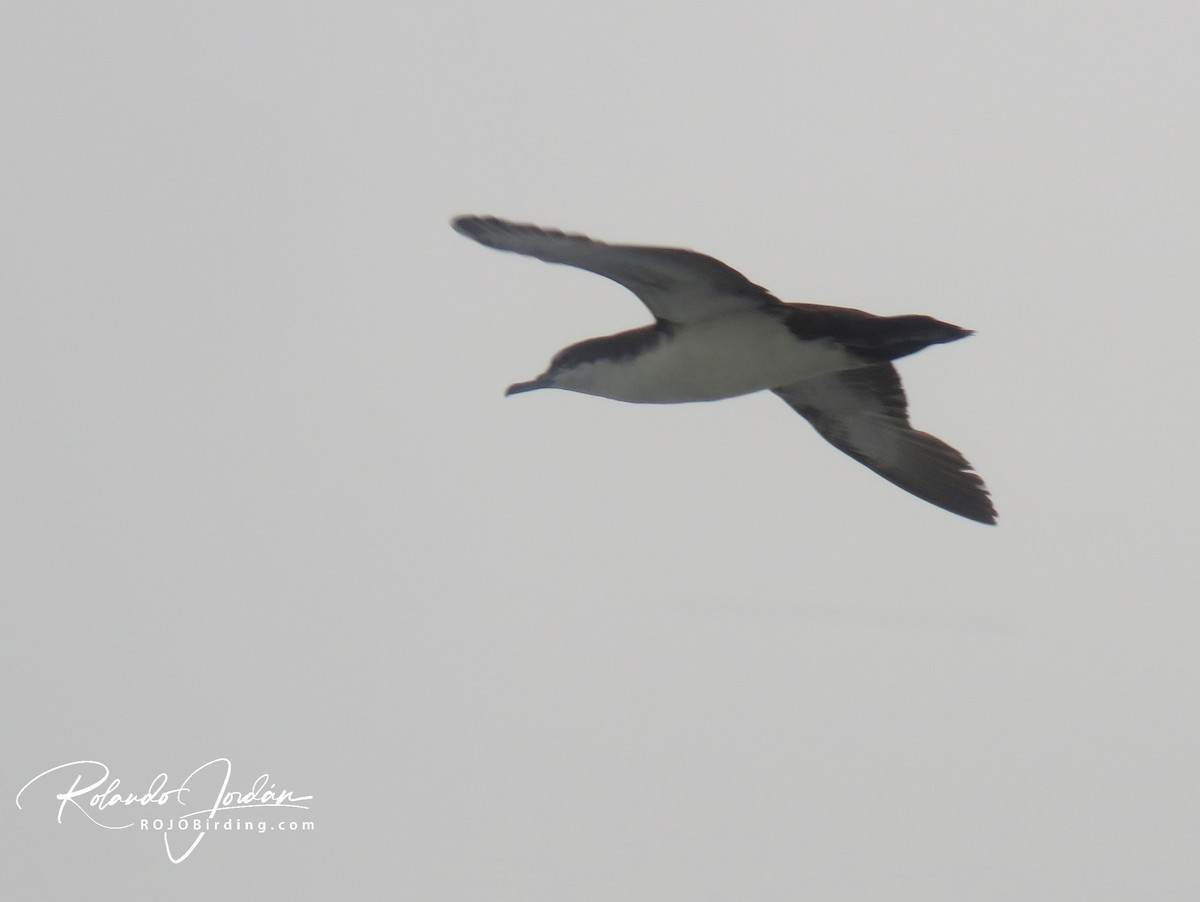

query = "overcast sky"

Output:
[[4, 2, 1199, 899]]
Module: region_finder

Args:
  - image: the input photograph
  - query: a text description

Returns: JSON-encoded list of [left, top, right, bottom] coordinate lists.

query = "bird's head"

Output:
[[505, 375, 553, 396], [505, 347, 584, 395]]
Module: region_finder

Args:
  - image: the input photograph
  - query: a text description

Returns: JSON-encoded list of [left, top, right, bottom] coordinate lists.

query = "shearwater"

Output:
[[453, 215, 995, 524]]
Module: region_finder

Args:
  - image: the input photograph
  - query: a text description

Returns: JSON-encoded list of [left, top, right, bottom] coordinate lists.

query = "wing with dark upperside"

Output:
[[452, 216, 780, 325], [773, 363, 996, 524]]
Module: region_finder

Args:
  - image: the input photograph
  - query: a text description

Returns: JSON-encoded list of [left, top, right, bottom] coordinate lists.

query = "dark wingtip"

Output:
[[937, 473, 997, 525], [452, 215, 521, 250], [450, 214, 484, 236], [968, 502, 998, 525]]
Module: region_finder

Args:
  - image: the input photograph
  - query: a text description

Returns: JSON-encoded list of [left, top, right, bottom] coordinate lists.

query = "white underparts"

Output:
[[548, 313, 863, 403]]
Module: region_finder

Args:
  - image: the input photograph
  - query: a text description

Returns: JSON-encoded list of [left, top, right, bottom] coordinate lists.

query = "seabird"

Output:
[[452, 215, 996, 524]]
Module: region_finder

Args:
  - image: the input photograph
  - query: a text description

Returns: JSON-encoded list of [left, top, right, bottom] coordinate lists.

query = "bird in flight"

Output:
[[452, 215, 996, 524]]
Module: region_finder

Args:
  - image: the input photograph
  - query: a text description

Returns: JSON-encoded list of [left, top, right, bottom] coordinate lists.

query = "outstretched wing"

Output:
[[773, 363, 996, 524], [452, 216, 779, 325]]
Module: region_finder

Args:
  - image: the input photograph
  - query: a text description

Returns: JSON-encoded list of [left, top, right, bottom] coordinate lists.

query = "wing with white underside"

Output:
[[773, 363, 996, 524], [452, 216, 779, 324]]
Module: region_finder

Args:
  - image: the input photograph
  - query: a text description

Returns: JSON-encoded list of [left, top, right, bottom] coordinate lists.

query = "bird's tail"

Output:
[[783, 304, 975, 361], [865, 315, 973, 361]]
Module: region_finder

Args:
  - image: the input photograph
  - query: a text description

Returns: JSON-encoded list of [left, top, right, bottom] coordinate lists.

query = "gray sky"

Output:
[[4, 1, 1199, 899]]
